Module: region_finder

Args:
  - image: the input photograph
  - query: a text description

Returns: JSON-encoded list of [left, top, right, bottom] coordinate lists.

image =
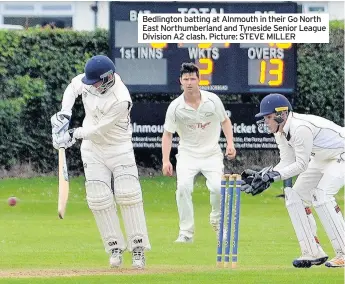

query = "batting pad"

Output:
[[284, 187, 321, 257], [312, 188, 345, 254], [114, 174, 151, 252], [86, 180, 126, 252]]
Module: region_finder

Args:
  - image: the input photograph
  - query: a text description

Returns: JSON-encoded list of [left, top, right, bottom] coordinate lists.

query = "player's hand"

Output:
[[241, 169, 258, 185], [241, 166, 281, 196], [51, 110, 71, 134], [162, 161, 173, 176], [53, 129, 75, 150], [225, 145, 236, 160]]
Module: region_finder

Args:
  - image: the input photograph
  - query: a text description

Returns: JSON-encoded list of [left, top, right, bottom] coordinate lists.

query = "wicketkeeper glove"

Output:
[[241, 166, 281, 196], [240, 169, 257, 194]]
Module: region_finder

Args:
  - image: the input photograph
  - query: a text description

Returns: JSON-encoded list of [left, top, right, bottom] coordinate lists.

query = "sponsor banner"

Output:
[[131, 103, 277, 153]]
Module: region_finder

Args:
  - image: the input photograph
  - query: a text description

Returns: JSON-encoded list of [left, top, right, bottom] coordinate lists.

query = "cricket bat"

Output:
[[58, 148, 69, 219]]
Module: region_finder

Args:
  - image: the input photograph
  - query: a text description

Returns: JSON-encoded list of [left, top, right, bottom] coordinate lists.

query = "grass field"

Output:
[[0, 175, 344, 283]]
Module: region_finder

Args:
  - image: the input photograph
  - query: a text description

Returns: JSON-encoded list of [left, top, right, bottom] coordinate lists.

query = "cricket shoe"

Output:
[[132, 246, 145, 269], [292, 252, 328, 268], [325, 254, 345, 268], [174, 234, 193, 243], [109, 248, 123, 268]]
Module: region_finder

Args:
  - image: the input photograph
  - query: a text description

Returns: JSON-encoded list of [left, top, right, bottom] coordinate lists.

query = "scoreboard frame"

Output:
[[109, 1, 298, 94]]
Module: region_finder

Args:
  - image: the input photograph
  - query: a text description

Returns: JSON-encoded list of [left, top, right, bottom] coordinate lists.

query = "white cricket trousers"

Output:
[[175, 152, 224, 238]]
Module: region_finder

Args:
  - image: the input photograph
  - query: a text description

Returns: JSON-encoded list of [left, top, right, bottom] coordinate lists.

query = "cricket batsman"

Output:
[[241, 93, 344, 268], [51, 55, 151, 269]]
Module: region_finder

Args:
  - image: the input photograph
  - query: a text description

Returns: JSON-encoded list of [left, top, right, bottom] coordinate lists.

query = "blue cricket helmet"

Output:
[[81, 55, 115, 85], [255, 93, 292, 118]]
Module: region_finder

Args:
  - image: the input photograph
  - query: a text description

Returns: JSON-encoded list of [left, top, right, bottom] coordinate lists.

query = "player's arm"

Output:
[[216, 97, 235, 158], [221, 117, 234, 147], [161, 104, 176, 176], [51, 76, 83, 149], [241, 126, 313, 196], [255, 126, 312, 183], [60, 83, 80, 115], [73, 101, 131, 140], [273, 133, 296, 172], [276, 126, 313, 180], [51, 76, 83, 126], [58, 75, 84, 118], [162, 131, 173, 164]]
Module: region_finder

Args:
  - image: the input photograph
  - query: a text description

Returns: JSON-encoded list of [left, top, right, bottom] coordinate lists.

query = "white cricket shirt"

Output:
[[164, 90, 228, 158], [60, 73, 133, 147], [275, 112, 345, 180]]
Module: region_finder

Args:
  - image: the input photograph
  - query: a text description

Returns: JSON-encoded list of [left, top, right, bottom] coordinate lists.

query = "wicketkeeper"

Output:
[[51, 55, 151, 269], [241, 93, 344, 268]]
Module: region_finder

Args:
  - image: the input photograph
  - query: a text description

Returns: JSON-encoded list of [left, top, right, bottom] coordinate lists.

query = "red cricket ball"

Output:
[[8, 197, 17, 206]]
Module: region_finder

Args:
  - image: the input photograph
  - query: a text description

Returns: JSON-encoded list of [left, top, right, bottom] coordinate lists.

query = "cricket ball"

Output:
[[8, 197, 17, 206]]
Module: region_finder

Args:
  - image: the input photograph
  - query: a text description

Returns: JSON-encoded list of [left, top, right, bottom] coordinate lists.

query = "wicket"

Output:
[[217, 174, 242, 268]]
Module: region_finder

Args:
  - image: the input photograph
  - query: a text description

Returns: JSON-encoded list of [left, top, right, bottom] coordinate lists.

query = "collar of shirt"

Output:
[[181, 90, 209, 110], [114, 73, 122, 88], [282, 111, 293, 138]]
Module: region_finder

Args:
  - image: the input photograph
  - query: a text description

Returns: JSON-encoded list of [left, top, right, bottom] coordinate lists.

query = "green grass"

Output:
[[0, 176, 344, 283]]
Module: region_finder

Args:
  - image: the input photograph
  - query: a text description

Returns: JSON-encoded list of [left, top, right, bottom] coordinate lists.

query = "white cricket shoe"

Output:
[[174, 234, 193, 243], [325, 254, 345, 268], [109, 248, 123, 268], [132, 246, 145, 269]]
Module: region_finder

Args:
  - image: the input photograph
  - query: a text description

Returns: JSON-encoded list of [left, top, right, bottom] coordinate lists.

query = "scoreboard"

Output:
[[109, 2, 297, 94]]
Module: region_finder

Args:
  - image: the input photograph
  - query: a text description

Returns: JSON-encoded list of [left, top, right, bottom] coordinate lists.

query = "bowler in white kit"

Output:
[[51, 55, 150, 269], [162, 62, 236, 243]]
